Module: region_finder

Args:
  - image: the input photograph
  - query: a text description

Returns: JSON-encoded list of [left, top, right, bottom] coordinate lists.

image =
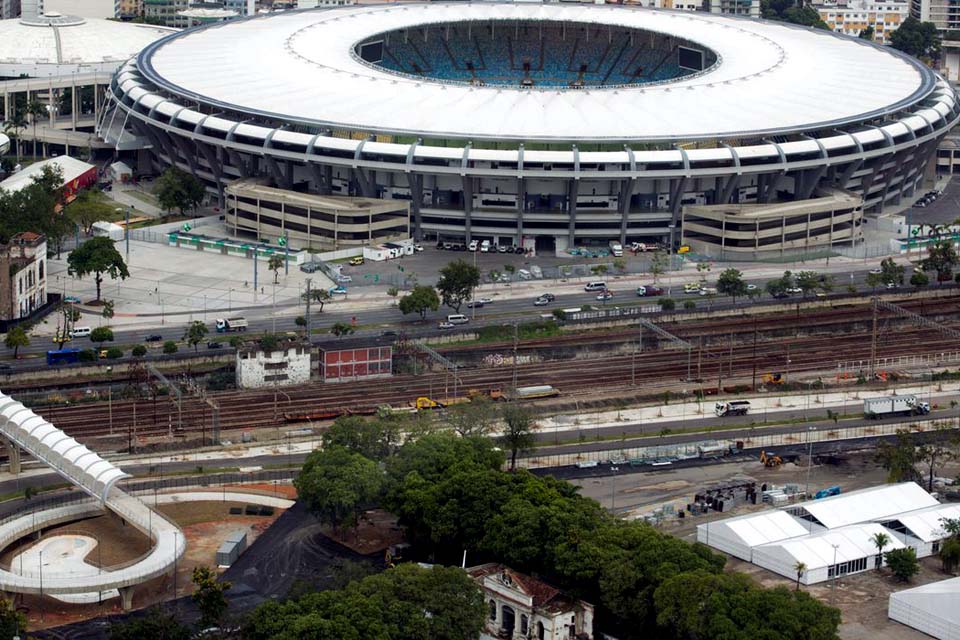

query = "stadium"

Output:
[[101, 2, 960, 255]]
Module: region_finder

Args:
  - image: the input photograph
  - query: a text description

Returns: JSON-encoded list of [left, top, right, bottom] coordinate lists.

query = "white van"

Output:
[[70, 326, 92, 338], [480, 240, 491, 253], [468, 240, 479, 252], [584, 281, 607, 291], [447, 314, 470, 325]]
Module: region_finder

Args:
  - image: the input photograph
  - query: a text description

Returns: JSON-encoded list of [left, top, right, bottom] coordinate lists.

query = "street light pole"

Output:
[[805, 426, 816, 497], [38, 549, 43, 622]]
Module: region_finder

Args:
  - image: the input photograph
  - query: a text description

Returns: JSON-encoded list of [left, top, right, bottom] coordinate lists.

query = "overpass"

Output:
[[0, 392, 184, 609]]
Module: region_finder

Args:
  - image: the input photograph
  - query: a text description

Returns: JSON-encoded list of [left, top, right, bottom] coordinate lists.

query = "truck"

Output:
[[715, 400, 750, 417], [863, 394, 930, 419], [215, 317, 248, 333], [609, 240, 623, 257]]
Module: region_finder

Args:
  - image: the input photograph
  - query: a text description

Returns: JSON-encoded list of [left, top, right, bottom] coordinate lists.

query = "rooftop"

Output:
[[138, 2, 933, 142], [793, 482, 938, 529]]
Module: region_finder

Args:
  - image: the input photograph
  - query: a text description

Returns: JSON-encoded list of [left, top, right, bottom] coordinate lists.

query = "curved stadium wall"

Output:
[[100, 2, 960, 255]]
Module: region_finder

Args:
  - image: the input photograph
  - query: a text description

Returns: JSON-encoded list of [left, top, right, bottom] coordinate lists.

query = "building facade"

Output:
[[236, 344, 311, 389], [319, 341, 393, 383], [708, 0, 760, 17], [42, 0, 120, 18], [0, 232, 47, 322], [816, 0, 908, 43], [910, 0, 960, 81], [143, 0, 190, 27], [468, 564, 594, 640], [0, 0, 20, 20]]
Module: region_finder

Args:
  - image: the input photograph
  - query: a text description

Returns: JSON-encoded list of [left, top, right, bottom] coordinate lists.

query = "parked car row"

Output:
[[915, 189, 942, 208], [436, 240, 525, 254]]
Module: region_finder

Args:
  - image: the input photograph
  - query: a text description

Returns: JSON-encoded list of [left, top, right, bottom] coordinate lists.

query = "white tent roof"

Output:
[[707, 510, 811, 548], [110, 161, 132, 175], [0, 156, 94, 194], [762, 523, 906, 571], [889, 577, 960, 640], [896, 503, 960, 543], [796, 482, 937, 530]]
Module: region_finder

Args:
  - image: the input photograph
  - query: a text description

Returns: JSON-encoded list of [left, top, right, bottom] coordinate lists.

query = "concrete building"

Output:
[[816, 0, 908, 43], [225, 180, 410, 250], [119, 0, 143, 17], [42, 0, 120, 18], [0, 232, 47, 322], [236, 343, 311, 389], [143, 0, 189, 27], [708, 0, 760, 17], [296, 0, 353, 7], [680, 189, 864, 258], [319, 340, 393, 383], [104, 3, 956, 255], [0, 0, 20, 20], [910, 0, 960, 81], [468, 563, 594, 640]]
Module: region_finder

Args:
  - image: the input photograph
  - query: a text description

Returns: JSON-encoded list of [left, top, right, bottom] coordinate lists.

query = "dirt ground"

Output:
[[571, 454, 960, 639], [16, 497, 286, 631], [321, 509, 404, 556]]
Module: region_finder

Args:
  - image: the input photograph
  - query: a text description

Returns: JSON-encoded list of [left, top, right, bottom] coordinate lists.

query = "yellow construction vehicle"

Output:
[[760, 450, 784, 468], [762, 372, 785, 386], [411, 396, 471, 410], [467, 388, 504, 401]]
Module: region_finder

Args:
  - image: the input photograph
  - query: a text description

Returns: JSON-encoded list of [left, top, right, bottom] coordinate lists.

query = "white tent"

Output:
[[790, 482, 937, 530], [109, 161, 133, 183], [751, 523, 906, 585], [696, 511, 810, 561], [889, 577, 960, 640], [92, 221, 124, 241], [890, 503, 960, 557]]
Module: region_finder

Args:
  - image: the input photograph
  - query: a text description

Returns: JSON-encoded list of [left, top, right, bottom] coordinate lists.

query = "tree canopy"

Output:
[[398, 285, 440, 319], [68, 189, 118, 235], [321, 415, 399, 461], [921, 239, 959, 284], [4, 325, 29, 358], [294, 446, 383, 531], [890, 17, 941, 59], [153, 166, 205, 215], [183, 320, 209, 352], [0, 164, 72, 252], [761, 0, 830, 29], [242, 564, 486, 640], [67, 236, 130, 301], [437, 260, 481, 312], [716, 268, 747, 301]]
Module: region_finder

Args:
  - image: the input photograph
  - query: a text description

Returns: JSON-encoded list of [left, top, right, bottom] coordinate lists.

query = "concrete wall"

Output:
[[236, 346, 311, 389]]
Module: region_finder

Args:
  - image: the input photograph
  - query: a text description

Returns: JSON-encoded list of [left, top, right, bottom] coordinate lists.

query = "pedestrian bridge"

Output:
[[0, 392, 185, 608]]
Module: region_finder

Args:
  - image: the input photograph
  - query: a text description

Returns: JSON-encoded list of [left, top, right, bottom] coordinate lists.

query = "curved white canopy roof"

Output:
[[0, 15, 176, 76], [139, 2, 934, 142]]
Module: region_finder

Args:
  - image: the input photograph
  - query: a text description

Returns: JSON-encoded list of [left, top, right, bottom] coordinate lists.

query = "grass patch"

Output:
[[128, 213, 193, 229], [123, 189, 160, 208]]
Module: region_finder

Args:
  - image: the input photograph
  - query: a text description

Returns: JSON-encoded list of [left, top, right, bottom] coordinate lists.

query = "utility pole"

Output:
[[284, 233, 290, 276], [869, 298, 878, 378], [512, 321, 519, 392], [304, 278, 312, 339], [124, 206, 130, 262], [253, 251, 258, 299], [751, 317, 758, 390]]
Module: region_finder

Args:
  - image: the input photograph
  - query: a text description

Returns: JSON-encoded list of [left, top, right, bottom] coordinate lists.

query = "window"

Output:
[[489, 600, 496, 621], [38, 260, 44, 281], [520, 615, 528, 635]]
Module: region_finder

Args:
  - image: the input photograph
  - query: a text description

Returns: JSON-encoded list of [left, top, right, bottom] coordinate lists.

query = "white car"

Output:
[[596, 291, 614, 301], [869, 268, 883, 275], [786, 287, 802, 295], [886, 281, 899, 289], [468, 240, 479, 252], [478, 297, 493, 304], [533, 297, 550, 306], [746, 284, 758, 291], [414, 244, 424, 252], [438, 321, 455, 330]]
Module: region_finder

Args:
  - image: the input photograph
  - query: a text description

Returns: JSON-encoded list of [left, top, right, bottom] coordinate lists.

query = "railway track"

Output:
[[35, 315, 960, 443]]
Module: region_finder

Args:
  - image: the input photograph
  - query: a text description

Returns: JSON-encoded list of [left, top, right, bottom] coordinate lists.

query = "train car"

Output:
[[511, 385, 560, 400], [47, 348, 81, 366]]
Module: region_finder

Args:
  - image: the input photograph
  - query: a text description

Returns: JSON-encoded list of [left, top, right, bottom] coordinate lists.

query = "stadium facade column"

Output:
[[410, 173, 424, 241], [567, 178, 579, 246], [618, 177, 635, 245], [462, 175, 473, 242], [516, 144, 525, 245]]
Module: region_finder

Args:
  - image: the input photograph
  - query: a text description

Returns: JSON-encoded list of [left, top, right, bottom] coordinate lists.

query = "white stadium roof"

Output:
[[889, 577, 960, 640], [795, 482, 938, 530], [0, 13, 176, 76], [139, 2, 934, 142]]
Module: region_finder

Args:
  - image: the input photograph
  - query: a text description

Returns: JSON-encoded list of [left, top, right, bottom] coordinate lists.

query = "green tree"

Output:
[[437, 260, 481, 312], [268, 253, 284, 284], [162, 340, 178, 354], [101, 299, 115, 322], [301, 288, 332, 312], [793, 561, 806, 591], [716, 268, 747, 301], [859, 24, 875, 41], [294, 446, 383, 532], [68, 189, 118, 235], [591, 264, 609, 277], [132, 344, 147, 357], [182, 320, 209, 353], [26, 99, 45, 159], [876, 429, 923, 484], [106, 347, 123, 359], [109, 606, 191, 640], [191, 565, 232, 629], [696, 260, 711, 281], [90, 326, 114, 349], [398, 285, 440, 320], [650, 250, 669, 283], [322, 415, 398, 461], [259, 334, 279, 351], [885, 547, 920, 582], [890, 16, 941, 58], [500, 404, 537, 471], [444, 395, 499, 437], [939, 536, 960, 573], [866, 271, 884, 292], [871, 531, 891, 569], [794, 271, 822, 298], [331, 322, 355, 339], [660, 298, 676, 311], [153, 166, 205, 215], [4, 325, 29, 358], [2, 112, 27, 164], [242, 564, 485, 640], [683, 299, 696, 310], [613, 257, 627, 273], [294, 315, 306, 330], [0, 597, 25, 640], [880, 257, 905, 286], [921, 239, 959, 285], [67, 236, 130, 302]]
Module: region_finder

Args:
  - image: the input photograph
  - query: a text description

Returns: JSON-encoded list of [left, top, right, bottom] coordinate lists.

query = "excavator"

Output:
[[762, 372, 785, 386], [760, 450, 784, 468]]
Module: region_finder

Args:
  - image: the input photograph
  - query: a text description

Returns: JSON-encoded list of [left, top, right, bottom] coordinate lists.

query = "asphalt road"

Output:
[[4, 266, 930, 368]]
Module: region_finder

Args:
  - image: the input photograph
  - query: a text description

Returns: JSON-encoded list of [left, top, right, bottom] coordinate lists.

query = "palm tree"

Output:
[[793, 561, 807, 591], [3, 112, 27, 164], [871, 531, 891, 569], [25, 99, 46, 159]]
